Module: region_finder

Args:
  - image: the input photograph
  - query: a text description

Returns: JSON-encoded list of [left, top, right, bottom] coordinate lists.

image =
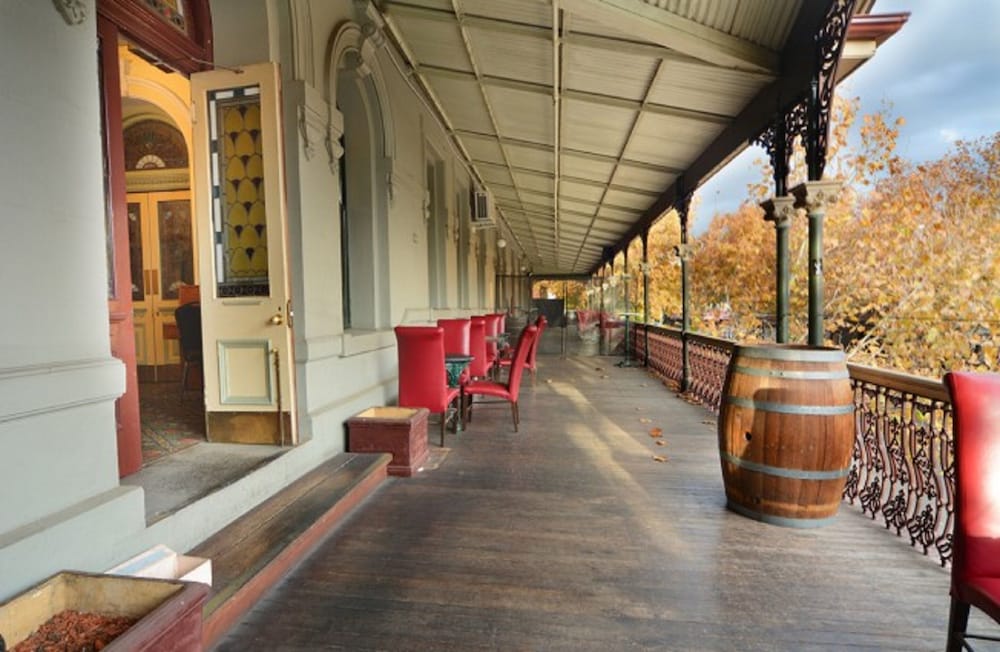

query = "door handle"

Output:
[[268, 312, 284, 326]]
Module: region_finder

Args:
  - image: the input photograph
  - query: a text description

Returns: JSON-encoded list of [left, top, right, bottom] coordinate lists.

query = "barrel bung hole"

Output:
[[744, 431, 753, 442]]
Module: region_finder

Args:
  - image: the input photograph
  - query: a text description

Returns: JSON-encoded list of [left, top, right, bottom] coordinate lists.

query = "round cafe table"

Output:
[[445, 354, 474, 433]]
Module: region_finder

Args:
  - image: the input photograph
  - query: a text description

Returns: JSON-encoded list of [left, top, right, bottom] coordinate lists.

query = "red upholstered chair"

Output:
[[500, 315, 546, 385], [468, 317, 489, 379], [463, 324, 538, 432], [944, 371, 1000, 652], [394, 326, 461, 446], [482, 314, 502, 370], [437, 318, 472, 385]]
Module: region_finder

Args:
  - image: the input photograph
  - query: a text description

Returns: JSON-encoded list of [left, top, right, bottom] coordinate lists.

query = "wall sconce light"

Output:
[[497, 238, 507, 249]]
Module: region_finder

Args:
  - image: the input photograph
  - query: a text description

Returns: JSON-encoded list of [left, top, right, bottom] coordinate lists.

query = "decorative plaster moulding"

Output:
[[53, 0, 87, 25]]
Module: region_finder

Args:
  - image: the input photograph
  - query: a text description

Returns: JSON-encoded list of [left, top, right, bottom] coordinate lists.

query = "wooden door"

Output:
[[99, 16, 142, 477], [127, 191, 196, 377], [190, 63, 297, 445]]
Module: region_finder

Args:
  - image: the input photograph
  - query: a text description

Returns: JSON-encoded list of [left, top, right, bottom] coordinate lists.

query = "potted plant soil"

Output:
[[0, 571, 209, 651]]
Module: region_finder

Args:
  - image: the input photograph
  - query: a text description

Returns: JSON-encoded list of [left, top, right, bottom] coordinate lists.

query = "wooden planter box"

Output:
[[348, 406, 429, 477], [0, 571, 209, 651]]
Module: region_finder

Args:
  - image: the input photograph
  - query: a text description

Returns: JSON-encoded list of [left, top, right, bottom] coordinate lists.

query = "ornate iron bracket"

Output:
[[807, 0, 857, 180], [755, 0, 857, 187]]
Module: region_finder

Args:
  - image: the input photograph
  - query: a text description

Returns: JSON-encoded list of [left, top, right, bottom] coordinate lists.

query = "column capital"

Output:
[[790, 180, 842, 213], [759, 195, 797, 227]]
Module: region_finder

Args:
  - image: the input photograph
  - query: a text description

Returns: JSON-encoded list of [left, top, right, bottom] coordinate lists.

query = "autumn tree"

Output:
[[667, 89, 1000, 377]]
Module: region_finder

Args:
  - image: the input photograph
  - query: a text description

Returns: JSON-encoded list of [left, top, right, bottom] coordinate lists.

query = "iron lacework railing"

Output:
[[631, 324, 955, 566]]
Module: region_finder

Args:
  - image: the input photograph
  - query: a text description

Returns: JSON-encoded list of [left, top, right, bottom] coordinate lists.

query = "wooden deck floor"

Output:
[[212, 355, 976, 651]]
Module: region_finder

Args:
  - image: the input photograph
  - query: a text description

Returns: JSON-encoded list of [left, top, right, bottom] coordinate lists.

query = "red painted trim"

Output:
[[100, 17, 144, 478], [847, 13, 910, 45], [97, 0, 213, 75]]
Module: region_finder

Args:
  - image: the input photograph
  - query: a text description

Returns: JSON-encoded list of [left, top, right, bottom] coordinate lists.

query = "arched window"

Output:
[[335, 50, 391, 331]]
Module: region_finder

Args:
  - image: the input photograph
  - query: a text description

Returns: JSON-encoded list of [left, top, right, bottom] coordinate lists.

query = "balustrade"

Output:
[[630, 323, 954, 566]]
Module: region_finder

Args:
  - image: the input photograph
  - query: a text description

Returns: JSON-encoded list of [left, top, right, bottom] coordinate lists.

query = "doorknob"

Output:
[[268, 312, 284, 326]]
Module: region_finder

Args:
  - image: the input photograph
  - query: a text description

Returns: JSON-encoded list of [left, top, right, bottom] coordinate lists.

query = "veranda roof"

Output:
[[381, 0, 906, 274]]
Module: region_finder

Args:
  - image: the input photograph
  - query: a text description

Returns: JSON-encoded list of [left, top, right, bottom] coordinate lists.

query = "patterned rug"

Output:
[[139, 381, 206, 465]]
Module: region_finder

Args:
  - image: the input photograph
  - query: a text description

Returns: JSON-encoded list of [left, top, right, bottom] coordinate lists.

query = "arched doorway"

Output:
[[97, 0, 212, 476]]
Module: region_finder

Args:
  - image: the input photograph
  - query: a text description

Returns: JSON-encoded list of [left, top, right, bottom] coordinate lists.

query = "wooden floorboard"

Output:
[[212, 355, 982, 651]]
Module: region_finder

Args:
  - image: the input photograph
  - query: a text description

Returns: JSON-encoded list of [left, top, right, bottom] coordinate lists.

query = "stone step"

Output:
[[191, 452, 391, 648]]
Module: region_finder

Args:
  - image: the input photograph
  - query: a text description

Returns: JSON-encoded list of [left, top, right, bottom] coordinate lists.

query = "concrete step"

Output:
[[191, 452, 391, 647]]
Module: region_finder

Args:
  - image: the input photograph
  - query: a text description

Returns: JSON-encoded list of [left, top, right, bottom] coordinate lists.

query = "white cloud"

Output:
[[939, 128, 960, 144]]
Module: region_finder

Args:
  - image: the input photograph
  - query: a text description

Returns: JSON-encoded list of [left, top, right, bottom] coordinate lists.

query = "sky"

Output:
[[692, 0, 1000, 233]]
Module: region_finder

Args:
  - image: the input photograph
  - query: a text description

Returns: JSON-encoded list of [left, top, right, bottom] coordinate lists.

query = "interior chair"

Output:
[[500, 315, 547, 384], [437, 317, 472, 385], [395, 326, 461, 446], [174, 301, 203, 394], [943, 371, 1000, 652], [462, 324, 538, 432]]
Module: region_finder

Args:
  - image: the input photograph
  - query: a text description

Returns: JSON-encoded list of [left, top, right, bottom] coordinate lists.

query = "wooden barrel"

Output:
[[718, 344, 854, 528]]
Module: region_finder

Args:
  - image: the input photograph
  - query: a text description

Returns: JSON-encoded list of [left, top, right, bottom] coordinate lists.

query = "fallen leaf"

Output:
[[600, 374, 609, 379], [702, 420, 715, 426], [545, 379, 554, 384], [649, 427, 663, 437], [652, 455, 668, 463], [655, 440, 666, 447], [595, 367, 604, 372], [639, 383, 648, 387], [639, 417, 652, 424]]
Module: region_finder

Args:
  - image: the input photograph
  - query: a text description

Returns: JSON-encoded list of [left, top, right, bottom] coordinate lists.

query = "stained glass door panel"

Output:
[[127, 190, 197, 376]]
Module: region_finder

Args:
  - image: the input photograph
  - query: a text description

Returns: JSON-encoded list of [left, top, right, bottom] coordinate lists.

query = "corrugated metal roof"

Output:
[[381, 0, 887, 273]]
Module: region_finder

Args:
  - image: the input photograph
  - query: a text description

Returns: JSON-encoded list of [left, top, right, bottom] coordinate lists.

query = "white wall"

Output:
[[0, 0, 145, 599]]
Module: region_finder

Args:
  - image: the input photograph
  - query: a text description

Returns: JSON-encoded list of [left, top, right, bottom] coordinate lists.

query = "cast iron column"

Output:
[[792, 180, 841, 346], [641, 229, 650, 367], [755, 113, 794, 343], [677, 196, 692, 393], [760, 196, 796, 342]]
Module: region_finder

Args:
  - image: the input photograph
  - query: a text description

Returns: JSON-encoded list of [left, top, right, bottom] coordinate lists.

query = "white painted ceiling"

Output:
[[380, 0, 884, 274]]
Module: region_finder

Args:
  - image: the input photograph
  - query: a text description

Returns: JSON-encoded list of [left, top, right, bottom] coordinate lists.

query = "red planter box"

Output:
[[0, 571, 208, 651], [348, 407, 429, 477]]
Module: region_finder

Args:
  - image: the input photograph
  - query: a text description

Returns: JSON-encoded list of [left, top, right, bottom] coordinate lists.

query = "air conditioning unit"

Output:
[[470, 188, 494, 226]]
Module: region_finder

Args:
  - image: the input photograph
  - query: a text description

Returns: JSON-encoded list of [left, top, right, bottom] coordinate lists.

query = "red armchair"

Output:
[[500, 315, 547, 385], [468, 317, 489, 379], [394, 326, 460, 446], [944, 371, 1000, 651], [463, 324, 538, 432], [437, 318, 472, 385]]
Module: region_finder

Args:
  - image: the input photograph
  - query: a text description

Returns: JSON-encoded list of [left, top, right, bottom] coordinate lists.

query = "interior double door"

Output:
[[127, 190, 197, 380]]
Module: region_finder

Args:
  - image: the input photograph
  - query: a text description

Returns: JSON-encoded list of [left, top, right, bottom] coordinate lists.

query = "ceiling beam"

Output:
[[559, 0, 779, 74], [456, 128, 683, 175], [382, 0, 773, 75], [474, 158, 660, 197], [593, 0, 839, 273], [420, 64, 732, 124]]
